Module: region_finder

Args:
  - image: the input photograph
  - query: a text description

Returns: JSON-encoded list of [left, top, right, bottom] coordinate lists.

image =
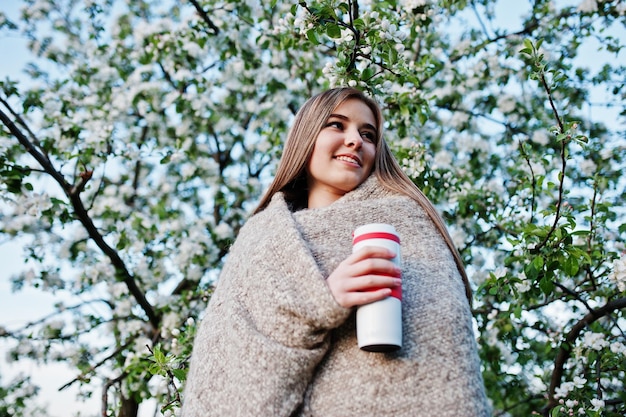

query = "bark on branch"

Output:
[[188, 0, 220, 35], [0, 107, 160, 330], [544, 296, 626, 415]]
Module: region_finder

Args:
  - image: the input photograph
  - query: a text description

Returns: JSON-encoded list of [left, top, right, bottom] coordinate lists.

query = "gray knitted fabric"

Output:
[[182, 176, 491, 417]]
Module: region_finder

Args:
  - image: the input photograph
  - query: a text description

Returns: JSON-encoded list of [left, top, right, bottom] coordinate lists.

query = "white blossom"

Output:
[[453, 39, 471, 55], [554, 381, 574, 398], [532, 130, 550, 146], [450, 111, 469, 128], [578, 159, 596, 177], [160, 312, 181, 338], [607, 255, 626, 292], [582, 332, 609, 351], [590, 398, 604, 411], [485, 178, 505, 195], [599, 146, 614, 160], [402, 0, 428, 8], [134, 336, 153, 355], [572, 375, 586, 388], [449, 227, 467, 248], [214, 222, 233, 240], [457, 134, 489, 154], [115, 299, 133, 316], [493, 266, 507, 279], [497, 95, 516, 113], [577, 0, 598, 13], [180, 163, 196, 179], [515, 274, 531, 293], [609, 341, 626, 355], [432, 150, 453, 169]]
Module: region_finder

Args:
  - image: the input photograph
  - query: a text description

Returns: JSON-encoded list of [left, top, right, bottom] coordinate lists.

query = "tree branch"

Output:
[[59, 340, 134, 391], [544, 297, 626, 415], [0, 107, 69, 188], [102, 372, 127, 417], [0, 95, 47, 155], [188, 0, 220, 35], [0, 107, 160, 331], [532, 72, 567, 253], [1, 298, 113, 337]]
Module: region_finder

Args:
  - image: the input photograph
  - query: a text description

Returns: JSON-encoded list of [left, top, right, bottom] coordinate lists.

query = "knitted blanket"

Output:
[[182, 176, 491, 417]]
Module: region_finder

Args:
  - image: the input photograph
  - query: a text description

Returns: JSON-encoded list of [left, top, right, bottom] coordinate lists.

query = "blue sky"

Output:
[[0, 3, 102, 416], [1, 0, 624, 415]]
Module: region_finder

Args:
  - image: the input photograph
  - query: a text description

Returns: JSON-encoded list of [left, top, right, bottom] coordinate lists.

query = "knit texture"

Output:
[[182, 176, 491, 417]]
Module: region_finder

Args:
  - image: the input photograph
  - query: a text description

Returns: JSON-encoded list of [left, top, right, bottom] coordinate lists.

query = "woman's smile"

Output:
[[334, 153, 363, 167], [306, 98, 377, 208]]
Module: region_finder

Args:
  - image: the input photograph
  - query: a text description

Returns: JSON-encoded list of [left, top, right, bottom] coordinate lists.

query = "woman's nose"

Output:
[[344, 127, 362, 148]]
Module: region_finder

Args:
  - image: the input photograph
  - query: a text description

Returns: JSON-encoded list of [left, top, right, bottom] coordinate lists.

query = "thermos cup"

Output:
[[352, 223, 402, 352]]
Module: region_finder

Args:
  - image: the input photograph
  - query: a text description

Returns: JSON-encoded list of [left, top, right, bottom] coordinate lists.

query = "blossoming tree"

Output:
[[0, 0, 624, 416]]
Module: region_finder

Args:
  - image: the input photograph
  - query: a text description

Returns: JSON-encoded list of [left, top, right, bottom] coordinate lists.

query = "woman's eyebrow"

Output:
[[327, 113, 377, 132], [327, 113, 349, 121]]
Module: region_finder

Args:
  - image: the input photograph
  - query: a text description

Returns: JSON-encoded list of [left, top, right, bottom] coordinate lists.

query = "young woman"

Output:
[[182, 88, 490, 416]]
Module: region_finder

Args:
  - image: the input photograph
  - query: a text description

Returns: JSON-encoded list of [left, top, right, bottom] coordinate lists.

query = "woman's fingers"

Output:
[[342, 274, 402, 292], [337, 287, 394, 308], [350, 246, 397, 262], [347, 246, 400, 276], [348, 258, 401, 279], [326, 247, 402, 308]]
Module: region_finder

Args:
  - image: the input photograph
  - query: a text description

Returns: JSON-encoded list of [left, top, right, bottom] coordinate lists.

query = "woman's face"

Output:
[[306, 98, 377, 208]]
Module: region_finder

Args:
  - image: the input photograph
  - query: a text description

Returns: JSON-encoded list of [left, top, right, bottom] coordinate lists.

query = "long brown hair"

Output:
[[254, 88, 472, 301]]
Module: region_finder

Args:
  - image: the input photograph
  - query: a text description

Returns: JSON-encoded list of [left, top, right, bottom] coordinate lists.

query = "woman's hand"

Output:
[[326, 246, 402, 308]]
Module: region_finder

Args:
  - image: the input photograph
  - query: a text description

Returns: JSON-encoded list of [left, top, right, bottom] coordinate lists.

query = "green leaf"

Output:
[[536, 38, 544, 50], [519, 47, 533, 56], [361, 67, 375, 80], [562, 256, 579, 276], [160, 153, 172, 164], [171, 368, 187, 381], [523, 38, 534, 51], [153, 346, 166, 364], [326, 23, 341, 39], [539, 276, 554, 295], [306, 28, 320, 45], [337, 2, 350, 14], [147, 363, 161, 375], [551, 404, 564, 417]]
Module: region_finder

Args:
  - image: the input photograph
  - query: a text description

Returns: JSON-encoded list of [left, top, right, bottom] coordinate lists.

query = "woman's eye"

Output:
[[326, 121, 343, 129], [361, 131, 376, 142]]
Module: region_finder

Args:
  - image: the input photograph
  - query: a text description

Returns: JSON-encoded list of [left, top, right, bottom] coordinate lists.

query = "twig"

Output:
[[146, 345, 182, 410], [531, 71, 567, 253], [188, 0, 220, 35], [517, 138, 538, 223], [0, 95, 46, 154], [544, 297, 626, 415], [59, 340, 134, 391], [470, 1, 491, 39], [0, 106, 160, 330], [584, 184, 599, 290], [102, 372, 127, 417]]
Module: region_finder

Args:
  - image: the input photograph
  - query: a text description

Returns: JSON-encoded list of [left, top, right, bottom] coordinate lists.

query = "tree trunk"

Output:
[[118, 396, 139, 417]]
